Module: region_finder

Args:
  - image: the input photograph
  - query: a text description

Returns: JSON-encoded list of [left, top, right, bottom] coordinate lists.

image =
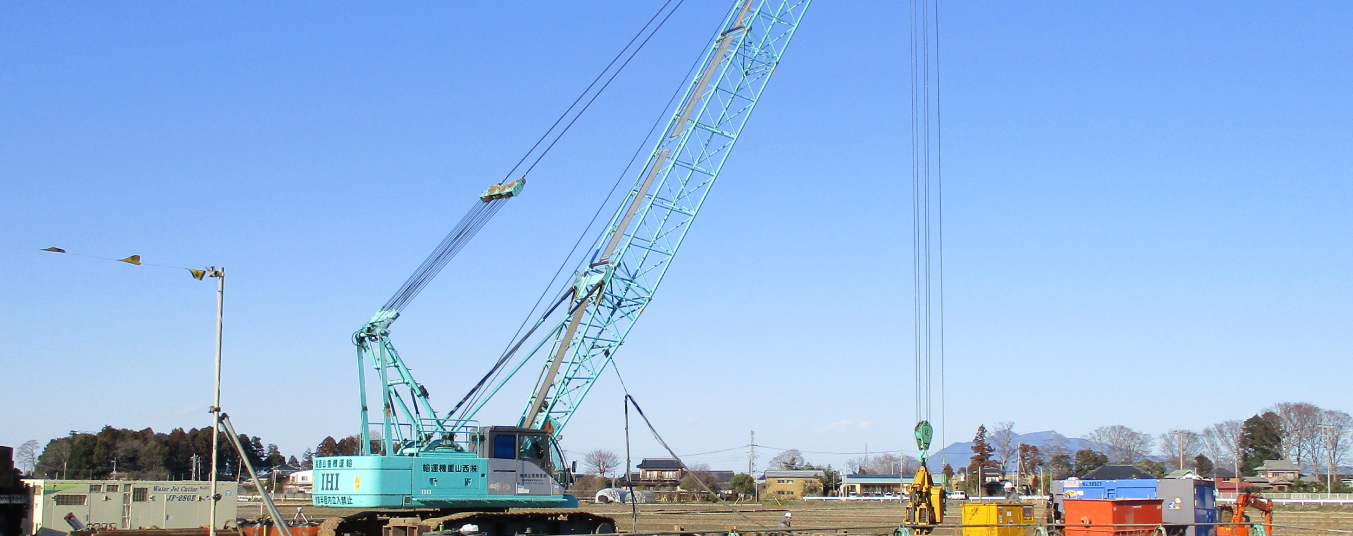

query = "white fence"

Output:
[[1217, 492, 1353, 505]]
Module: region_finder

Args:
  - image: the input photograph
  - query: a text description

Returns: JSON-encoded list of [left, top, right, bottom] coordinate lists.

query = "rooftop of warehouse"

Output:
[[1081, 465, 1156, 480]]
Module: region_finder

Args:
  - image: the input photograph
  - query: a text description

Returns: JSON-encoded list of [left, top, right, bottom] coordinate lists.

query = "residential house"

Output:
[[764, 469, 825, 499], [628, 459, 684, 488], [289, 469, 314, 491], [1254, 460, 1299, 490], [840, 474, 913, 497]]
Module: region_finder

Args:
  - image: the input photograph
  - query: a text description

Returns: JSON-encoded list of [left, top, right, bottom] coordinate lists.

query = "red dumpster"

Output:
[[1064, 499, 1163, 536]]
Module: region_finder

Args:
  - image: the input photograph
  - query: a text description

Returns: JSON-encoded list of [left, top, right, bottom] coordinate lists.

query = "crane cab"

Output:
[[475, 426, 572, 495]]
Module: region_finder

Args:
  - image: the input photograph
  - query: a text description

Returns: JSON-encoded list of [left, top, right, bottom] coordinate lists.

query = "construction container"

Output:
[[25, 480, 238, 535], [961, 502, 1035, 536], [1156, 479, 1216, 536], [1064, 499, 1163, 536], [1054, 478, 1217, 536]]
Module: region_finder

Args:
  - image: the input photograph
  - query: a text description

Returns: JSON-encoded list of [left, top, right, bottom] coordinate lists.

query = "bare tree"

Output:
[[583, 449, 621, 480], [847, 452, 917, 475], [1202, 420, 1244, 477], [1042, 434, 1070, 459], [39, 438, 73, 478], [769, 449, 807, 470], [991, 422, 1017, 478], [15, 440, 40, 476], [1268, 402, 1321, 468], [1320, 410, 1352, 491], [1086, 425, 1153, 464], [1159, 430, 1201, 472]]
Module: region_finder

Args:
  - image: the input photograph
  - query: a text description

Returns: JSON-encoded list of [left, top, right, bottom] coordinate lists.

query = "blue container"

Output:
[[1055, 478, 1215, 536]]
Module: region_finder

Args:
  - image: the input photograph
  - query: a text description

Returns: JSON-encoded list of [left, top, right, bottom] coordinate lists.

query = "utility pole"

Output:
[[205, 267, 224, 536], [748, 431, 754, 476], [748, 431, 758, 502], [1319, 423, 1333, 499], [1176, 430, 1185, 472]]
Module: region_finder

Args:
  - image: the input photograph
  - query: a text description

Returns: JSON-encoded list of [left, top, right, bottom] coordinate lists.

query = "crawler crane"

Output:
[[313, 2, 810, 535]]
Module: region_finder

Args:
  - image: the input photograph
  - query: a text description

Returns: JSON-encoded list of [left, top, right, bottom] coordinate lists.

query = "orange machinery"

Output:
[[1063, 499, 1163, 536], [1217, 492, 1272, 536]]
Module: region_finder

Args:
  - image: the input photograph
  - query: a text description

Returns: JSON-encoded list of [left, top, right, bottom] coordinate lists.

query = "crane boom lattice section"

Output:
[[507, 0, 811, 434]]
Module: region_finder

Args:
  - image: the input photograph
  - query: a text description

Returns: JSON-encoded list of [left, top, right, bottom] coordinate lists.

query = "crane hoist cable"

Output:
[[501, 0, 687, 183], [447, 19, 717, 424], [378, 0, 690, 319], [904, 0, 946, 533], [349, 0, 704, 458]]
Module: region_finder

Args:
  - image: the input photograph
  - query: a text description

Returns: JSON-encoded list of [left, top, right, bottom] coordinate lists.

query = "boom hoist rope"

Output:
[[350, 0, 697, 457], [447, 0, 812, 437], [903, 0, 947, 534]]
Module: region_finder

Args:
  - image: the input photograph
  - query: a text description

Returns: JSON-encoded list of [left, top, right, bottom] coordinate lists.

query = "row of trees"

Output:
[[15, 426, 297, 481], [961, 401, 1353, 493], [13, 428, 380, 481]]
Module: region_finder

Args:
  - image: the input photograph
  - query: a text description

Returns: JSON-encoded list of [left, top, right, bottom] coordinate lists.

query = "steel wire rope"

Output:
[[453, 14, 719, 423], [382, 198, 506, 312], [519, 0, 690, 179], [933, 0, 948, 463], [754, 445, 919, 456], [434, 0, 696, 423], [607, 361, 770, 530], [909, 0, 944, 440], [923, 0, 934, 424], [380, 0, 686, 316], [908, 0, 924, 426], [500, 0, 680, 183]]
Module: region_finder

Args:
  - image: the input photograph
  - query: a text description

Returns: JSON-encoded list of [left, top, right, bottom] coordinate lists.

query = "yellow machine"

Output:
[[960, 503, 1034, 536], [902, 421, 945, 534]]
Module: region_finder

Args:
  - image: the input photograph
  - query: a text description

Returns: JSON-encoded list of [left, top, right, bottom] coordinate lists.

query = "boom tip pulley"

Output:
[[480, 177, 526, 202]]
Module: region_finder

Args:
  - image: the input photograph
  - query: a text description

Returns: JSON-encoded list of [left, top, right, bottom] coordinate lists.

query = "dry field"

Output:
[[239, 500, 1353, 535]]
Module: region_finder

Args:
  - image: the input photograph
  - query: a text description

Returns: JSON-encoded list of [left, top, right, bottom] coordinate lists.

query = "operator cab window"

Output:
[[518, 434, 545, 460], [493, 434, 516, 459]]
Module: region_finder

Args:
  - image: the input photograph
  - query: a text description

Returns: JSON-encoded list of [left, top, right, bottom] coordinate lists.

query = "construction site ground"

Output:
[[239, 500, 1353, 534]]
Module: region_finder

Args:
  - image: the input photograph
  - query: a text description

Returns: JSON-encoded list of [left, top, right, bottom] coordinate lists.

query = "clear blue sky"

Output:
[[3, 1, 1350, 472]]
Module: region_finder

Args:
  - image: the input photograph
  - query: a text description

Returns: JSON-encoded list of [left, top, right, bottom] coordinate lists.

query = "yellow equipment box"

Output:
[[961, 502, 1036, 536]]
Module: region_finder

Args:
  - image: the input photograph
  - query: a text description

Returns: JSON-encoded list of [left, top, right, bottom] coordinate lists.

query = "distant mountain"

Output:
[[922, 430, 1101, 471]]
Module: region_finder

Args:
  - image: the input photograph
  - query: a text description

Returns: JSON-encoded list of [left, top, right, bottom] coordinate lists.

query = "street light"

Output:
[[201, 267, 224, 536]]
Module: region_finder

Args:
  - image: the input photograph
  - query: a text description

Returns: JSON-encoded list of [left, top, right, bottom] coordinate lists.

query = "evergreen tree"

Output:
[[1240, 412, 1283, 476], [1135, 458, 1165, 477], [316, 437, 339, 457], [1073, 449, 1108, 477], [265, 444, 285, 467], [968, 425, 997, 494], [1194, 454, 1214, 476]]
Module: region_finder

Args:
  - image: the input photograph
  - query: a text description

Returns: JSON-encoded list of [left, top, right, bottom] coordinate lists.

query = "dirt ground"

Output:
[[240, 500, 1353, 535]]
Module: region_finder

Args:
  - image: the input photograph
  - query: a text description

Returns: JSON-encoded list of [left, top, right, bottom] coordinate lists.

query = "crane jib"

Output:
[[498, 0, 813, 435]]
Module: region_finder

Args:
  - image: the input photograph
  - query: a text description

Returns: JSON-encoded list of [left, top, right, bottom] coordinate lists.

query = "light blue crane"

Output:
[[314, 1, 810, 530]]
